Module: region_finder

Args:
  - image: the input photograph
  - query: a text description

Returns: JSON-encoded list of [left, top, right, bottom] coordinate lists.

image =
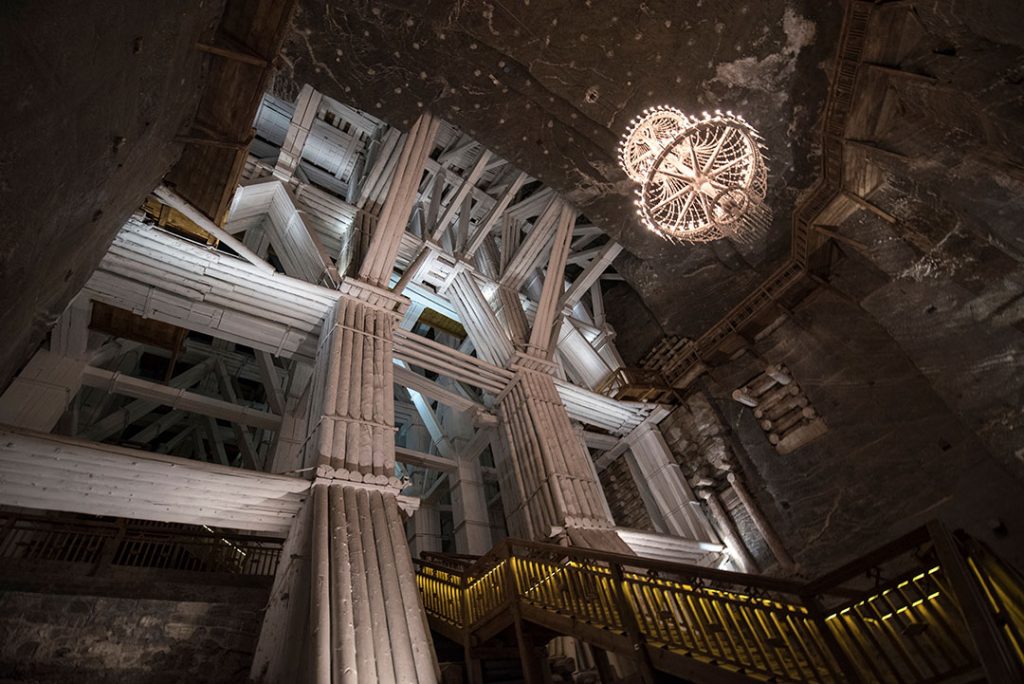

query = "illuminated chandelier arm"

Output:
[[688, 142, 702, 182], [696, 191, 714, 224], [650, 182, 694, 213], [706, 155, 747, 178], [657, 170, 697, 183], [677, 188, 698, 222], [701, 131, 730, 175]]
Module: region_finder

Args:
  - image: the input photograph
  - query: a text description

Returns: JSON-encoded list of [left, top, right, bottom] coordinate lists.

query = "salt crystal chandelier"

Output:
[[619, 106, 770, 244]]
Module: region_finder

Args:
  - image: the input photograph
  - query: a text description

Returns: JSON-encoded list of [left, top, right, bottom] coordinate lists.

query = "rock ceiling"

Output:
[[276, 0, 845, 344]]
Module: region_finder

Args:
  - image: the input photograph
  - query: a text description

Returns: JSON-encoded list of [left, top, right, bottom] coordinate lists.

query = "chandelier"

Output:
[[619, 107, 770, 244]]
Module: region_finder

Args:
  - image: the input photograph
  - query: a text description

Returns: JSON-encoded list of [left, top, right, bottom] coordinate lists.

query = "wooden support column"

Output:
[[445, 412, 494, 556], [726, 471, 796, 572], [625, 422, 719, 543], [253, 286, 440, 683], [496, 363, 619, 543], [526, 202, 576, 359], [358, 112, 441, 288], [698, 488, 758, 573], [273, 84, 322, 182]]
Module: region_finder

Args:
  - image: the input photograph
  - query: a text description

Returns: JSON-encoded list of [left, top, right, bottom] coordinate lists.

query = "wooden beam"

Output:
[[0, 427, 308, 534], [153, 185, 275, 274], [559, 242, 623, 311], [81, 366, 281, 430], [430, 149, 492, 242], [527, 202, 575, 357], [395, 446, 457, 473], [393, 365, 486, 415], [255, 351, 287, 415], [463, 171, 527, 259]]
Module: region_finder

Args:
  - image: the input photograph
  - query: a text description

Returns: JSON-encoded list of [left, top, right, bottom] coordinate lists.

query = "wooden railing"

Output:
[[0, 512, 282, 578], [415, 523, 1024, 683]]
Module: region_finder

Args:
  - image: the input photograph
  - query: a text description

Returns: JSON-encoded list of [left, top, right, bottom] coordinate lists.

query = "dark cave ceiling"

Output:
[[276, 0, 845, 340]]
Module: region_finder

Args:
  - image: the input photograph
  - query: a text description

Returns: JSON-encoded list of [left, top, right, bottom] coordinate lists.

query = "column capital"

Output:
[[507, 351, 559, 376], [338, 277, 410, 317]]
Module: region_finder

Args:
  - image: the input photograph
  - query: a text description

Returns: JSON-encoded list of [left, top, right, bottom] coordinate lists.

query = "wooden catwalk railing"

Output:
[[0, 512, 282, 577], [415, 522, 1023, 683]]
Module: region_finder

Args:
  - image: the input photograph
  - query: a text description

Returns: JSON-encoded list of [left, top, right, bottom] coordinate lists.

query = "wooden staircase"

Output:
[[416, 523, 1024, 683]]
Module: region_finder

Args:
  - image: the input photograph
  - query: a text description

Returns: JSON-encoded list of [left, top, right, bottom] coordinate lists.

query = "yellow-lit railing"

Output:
[[415, 524, 1024, 683], [822, 565, 977, 682]]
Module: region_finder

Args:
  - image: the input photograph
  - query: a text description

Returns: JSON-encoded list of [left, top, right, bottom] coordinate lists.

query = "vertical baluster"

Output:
[[896, 579, 957, 675], [767, 608, 819, 681], [783, 612, 827, 682], [858, 595, 919, 683], [608, 562, 656, 684], [706, 596, 747, 669], [693, 591, 730, 659], [877, 587, 938, 678], [830, 612, 886, 683], [907, 578, 973, 667], [678, 591, 715, 658], [738, 603, 783, 677]]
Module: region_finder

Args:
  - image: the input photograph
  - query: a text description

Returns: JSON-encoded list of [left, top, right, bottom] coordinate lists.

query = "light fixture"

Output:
[[619, 106, 770, 244]]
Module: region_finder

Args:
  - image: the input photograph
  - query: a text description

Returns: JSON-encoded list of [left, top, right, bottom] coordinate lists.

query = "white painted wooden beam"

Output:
[[254, 351, 287, 416], [558, 242, 623, 311], [153, 185, 274, 275], [85, 221, 339, 360], [394, 445, 457, 473], [463, 171, 527, 259], [392, 365, 485, 415], [82, 357, 217, 442], [429, 149, 492, 242], [0, 427, 308, 534], [81, 366, 281, 430], [273, 84, 323, 182], [359, 113, 441, 288], [527, 202, 575, 357], [499, 196, 561, 290], [228, 179, 340, 286]]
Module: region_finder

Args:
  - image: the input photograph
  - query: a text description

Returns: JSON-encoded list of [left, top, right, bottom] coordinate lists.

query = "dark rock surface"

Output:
[[0, 589, 265, 683], [0, 1, 222, 393], [277, 0, 843, 336], [677, 286, 1024, 576]]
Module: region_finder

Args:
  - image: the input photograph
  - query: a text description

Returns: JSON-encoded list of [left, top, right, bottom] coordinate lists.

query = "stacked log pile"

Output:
[[732, 364, 827, 455]]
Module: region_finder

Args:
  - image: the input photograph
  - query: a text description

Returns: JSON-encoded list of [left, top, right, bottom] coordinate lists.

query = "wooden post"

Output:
[[607, 562, 656, 684], [726, 472, 796, 572], [801, 594, 865, 683], [928, 521, 1023, 683]]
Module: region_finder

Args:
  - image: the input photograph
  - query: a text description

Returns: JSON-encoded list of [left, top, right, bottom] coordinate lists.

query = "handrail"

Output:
[[444, 537, 812, 596], [0, 511, 283, 577], [416, 522, 1024, 683]]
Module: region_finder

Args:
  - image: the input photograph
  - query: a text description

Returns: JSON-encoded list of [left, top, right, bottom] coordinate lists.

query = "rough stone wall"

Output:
[[0, 1, 223, 393], [675, 286, 1024, 577], [0, 589, 263, 683], [599, 455, 654, 532], [660, 392, 773, 569]]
